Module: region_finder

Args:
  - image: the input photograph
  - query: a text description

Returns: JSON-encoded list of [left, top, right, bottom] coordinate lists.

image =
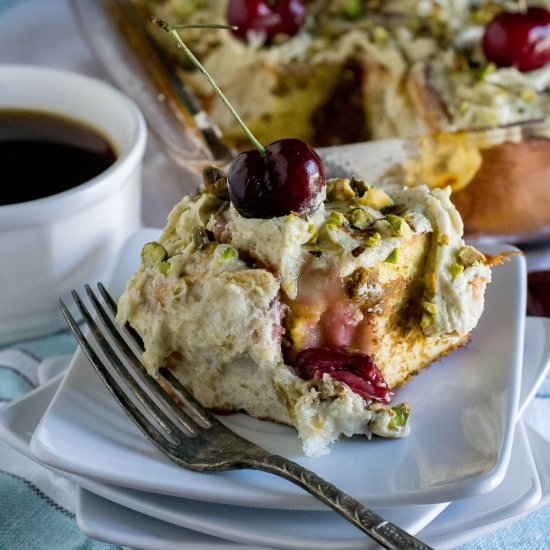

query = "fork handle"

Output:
[[249, 454, 433, 550]]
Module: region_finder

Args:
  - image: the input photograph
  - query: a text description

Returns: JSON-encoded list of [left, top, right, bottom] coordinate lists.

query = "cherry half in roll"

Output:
[[482, 6, 550, 72], [151, 17, 325, 219], [227, 0, 307, 43], [295, 347, 393, 404]]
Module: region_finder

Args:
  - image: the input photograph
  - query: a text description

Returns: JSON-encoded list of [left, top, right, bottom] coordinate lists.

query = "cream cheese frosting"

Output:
[[144, 0, 550, 146]]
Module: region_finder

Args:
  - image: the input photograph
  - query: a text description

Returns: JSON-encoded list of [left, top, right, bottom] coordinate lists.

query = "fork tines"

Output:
[[59, 284, 216, 445]]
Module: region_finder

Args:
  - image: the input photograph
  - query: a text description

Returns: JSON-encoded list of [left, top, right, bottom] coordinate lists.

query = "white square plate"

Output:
[[29, 230, 526, 508]]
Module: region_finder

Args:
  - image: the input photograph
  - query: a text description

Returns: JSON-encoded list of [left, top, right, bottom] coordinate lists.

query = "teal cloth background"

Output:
[[0, 330, 119, 550]]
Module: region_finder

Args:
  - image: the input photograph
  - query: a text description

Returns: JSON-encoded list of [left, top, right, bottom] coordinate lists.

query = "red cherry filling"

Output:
[[294, 347, 393, 404], [482, 7, 550, 71], [227, 138, 325, 219], [227, 0, 306, 43]]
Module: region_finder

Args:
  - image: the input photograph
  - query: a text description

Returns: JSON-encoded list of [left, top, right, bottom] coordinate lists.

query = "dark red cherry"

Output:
[[227, 138, 325, 219], [294, 347, 393, 404], [227, 0, 306, 42], [482, 7, 550, 72]]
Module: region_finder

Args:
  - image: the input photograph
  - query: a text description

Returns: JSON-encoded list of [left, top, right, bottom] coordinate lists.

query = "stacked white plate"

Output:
[[1, 229, 549, 550]]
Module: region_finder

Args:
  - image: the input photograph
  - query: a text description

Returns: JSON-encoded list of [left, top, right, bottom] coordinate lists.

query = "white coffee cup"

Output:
[[0, 64, 147, 344]]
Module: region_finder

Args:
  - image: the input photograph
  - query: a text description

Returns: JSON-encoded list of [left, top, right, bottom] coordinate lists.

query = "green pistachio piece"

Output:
[[347, 208, 373, 230], [388, 402, 410, 431], [343, 0, 362, 19], [158, 261, 171, 275], [437, 233, 450, 246], [477, 62, 496, 80], [420, 313, 432, 329], [202, 164, 229, 200], [215, 244, 238, 261], [358, 187, 393, 209], [141, 242, 168, 267], [449, 263, 465, 279], [385, 247, 399, 264], [424, 272, 437, 294], [422, 301, 438, 316], [192, 226, 211, 250], [457, 245, 486, 266], [521, 88, 537, 102], [366, 232, 381, 247], [350, 176, 370, 197], [372, 26, 389, 43], [326, 178, 355, 201], [326, 211, 347, 227], [386, 214, 412, 238]]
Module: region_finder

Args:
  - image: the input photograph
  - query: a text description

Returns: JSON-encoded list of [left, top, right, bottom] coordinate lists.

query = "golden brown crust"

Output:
[[452, 138, 550, 236]]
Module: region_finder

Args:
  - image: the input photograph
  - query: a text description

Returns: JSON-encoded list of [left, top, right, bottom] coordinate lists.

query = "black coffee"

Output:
[[0, 109, 118, 205]]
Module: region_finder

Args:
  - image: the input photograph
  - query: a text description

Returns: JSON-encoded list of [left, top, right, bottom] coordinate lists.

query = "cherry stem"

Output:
[[150, 17, 267, 156]]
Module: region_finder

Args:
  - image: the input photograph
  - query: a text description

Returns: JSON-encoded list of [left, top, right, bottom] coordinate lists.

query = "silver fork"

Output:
[[59, 283, 434, 550]]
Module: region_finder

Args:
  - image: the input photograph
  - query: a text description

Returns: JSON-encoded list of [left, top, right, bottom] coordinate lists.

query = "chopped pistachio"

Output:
[[158, 261, 171, 275], [350, 176, 370, 197], [457, 245, 486, 266], [202, 164, 229, 200], [477, 62, 496, 80], [192, 226, 210, 250], [347, 208, 373, 230], [385, 247, 399, 264], [216, 244, 238, 260], [326, 178, 355, 201], [307, 229, 319, 245], [459, 100, 470, 116], [422, 301, 438, 316], [358, 187, 393, 209], [366, 231, 381, 247], [386, 214, 412, 238], [420, 313, 432, 330], [141, 242, 168, 267], [437, 233, 450, 246], [343, 0, 362, 19], [372, 25, 389, 43], [326, 211, 347, 226], [424, 272, 437, 294], [388, 403, 410, 432], [449, 263, 465, 279], [521, 88, 537, 102]]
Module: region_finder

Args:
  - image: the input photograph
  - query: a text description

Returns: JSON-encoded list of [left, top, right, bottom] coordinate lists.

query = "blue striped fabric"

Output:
[[0, 470, 115, 550], [0, 338, 121, 550]]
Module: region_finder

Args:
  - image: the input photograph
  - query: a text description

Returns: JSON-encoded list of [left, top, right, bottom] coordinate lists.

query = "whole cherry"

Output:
[[227, 138, 325, 218], [152, 16, 326, 220], [227, 0, 307, 43], [482, 7, 550, 72]]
